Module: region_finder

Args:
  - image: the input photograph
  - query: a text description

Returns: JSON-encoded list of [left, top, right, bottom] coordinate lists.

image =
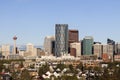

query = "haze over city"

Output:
[[0, 0, 120, 45]]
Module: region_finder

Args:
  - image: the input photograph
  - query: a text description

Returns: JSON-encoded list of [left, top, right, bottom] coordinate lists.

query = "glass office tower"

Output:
[[55, 24, 68, 57]]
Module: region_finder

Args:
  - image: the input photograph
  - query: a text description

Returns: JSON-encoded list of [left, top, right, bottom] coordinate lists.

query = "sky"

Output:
[[0, 0, 120, 45]]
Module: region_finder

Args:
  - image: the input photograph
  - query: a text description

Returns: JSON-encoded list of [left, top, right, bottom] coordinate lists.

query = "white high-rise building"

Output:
[[70, 42, 81, 57], [93, 43, 102, 59], [102, 44, 108, 54], [44, 36, 55, 55], [26, 43, 37, 57], [107, 44, 113, 61], [1, 44, 10, 59]]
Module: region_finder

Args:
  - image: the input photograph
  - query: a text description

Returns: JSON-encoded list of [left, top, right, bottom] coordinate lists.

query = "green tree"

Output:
[[11, 71, 18, 80], [56, 63, 66, 71], [69, 64, 74, 71], [38, 63, 49, 76], [20, 69, 32, 80]]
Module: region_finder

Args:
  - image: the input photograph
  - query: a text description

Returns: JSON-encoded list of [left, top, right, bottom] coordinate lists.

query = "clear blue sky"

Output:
[[0, 0, 120, 45]]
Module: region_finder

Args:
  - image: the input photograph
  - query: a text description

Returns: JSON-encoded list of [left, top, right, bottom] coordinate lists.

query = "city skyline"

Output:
[[0, 0, 120, 45]]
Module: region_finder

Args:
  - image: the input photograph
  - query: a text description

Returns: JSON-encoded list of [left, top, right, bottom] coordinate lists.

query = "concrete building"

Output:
[[102, 44, 114, 62], [83, 36, 93, 55], [107, 44, 114, 61], [44, 36, 55, 55], [102, 44, 108, 61], [69, 30, 79, 44], [68, 30, 79, 53], [55, 24, 68, 57], [93, 43, 102, 59], [70, 42, 81, 57], [26, 43, 37, 57], [1, 44, 10, 59], [116, 42, 120, 54]]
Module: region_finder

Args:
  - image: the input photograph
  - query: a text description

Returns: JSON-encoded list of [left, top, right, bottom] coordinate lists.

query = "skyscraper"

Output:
[[83, 36, 93, 55], [69, 30, 79, 43], [68, 30, 79, 53], [44, 36, 55, 55], [93, 43, 102, 59], [1, 44, 10, 59], [116, 43, 120, 54], [55, 24, 68, 57]]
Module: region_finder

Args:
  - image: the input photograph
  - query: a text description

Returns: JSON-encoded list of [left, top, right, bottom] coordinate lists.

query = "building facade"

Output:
[[69, 30, 79, 44], [44, 36, 55, 55], [1, 44, 10, 59], [83, 36, 93, 55], [116, 43, 120, 54], [55, 24, 68, 57], [68, 30, 79, 53], [70, 42, 81, 57], [93, 43, 102, 59], [26, 43, 37, 57]]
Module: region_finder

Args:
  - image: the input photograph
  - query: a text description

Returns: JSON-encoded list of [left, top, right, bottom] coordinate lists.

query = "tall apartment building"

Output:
[[108, 44, 114, 61], [93, 43, 102, 59], [26, 43, 37, 57], [68, 30, 79, 53], [116, 43, 120, 54], [1, 44, 10, 59], [44, 36, 55, 55], [102, 44, 114, 62], [55, 24, 68, 57], [83, 36, 93, 55]]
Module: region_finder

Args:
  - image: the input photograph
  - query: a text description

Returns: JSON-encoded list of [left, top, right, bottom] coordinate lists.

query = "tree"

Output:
[[20, 69, 32, 80], [76, 63, 83, 71], [69, 64, 74, 71], [38, 63, 49, 76], [56, 63, 66, 71], [11, 71, 18, 80]]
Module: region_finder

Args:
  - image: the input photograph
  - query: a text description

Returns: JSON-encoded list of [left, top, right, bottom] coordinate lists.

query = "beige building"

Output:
[[70, 42, 81, 57], [1, 44, 10, 59], [102, 44, 113, 62], [44, 36, 55, 55], [26, 43, 37, 57], [107, 44, 113, 61], [102, 44, 108, 54], [93, 43, 102, 59]]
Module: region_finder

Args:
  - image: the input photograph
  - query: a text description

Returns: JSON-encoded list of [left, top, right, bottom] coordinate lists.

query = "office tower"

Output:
[[116, 43, 120, 54], [102, 44, 108, 54], [1, 44, 10, 59], [93, 43, 102, 59], [83, 36, 93, 55], [26, 43, 37, 57], [107, 38, 115, 54], [102, 44, 114, 62], [68, 30, 79, 53], [107, 38, 115, 45], [108, 44, 114, 61], [70, 42, 81, 57], [44, 36, 55, 55], [102, 44, 108, 61], [69, 30, 79, 43], [55, 24, 68, 57], [107, 38, 115, 61], [13, 36, 17, 54]]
